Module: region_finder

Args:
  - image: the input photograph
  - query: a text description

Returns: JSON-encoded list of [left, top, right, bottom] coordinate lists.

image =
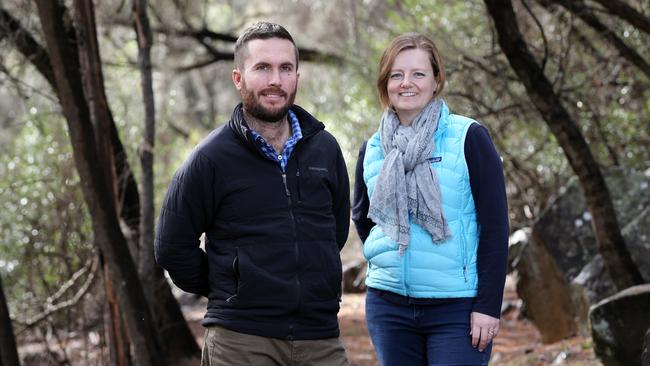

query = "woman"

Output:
[[352, 33, 509, 365]]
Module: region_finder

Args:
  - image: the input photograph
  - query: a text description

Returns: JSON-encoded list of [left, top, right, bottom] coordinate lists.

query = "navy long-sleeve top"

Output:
[[352, 123, 509, 318]]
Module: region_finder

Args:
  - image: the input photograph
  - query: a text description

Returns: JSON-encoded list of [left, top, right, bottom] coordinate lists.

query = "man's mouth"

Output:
[[261, 89, 286, 100]]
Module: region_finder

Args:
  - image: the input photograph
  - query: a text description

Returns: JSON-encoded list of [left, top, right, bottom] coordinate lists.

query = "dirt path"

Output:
[[185, 276, 602, 365], [337, 276, 602, 366]]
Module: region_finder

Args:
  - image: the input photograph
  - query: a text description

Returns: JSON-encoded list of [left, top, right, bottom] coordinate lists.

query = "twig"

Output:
[[16, 258, 99, 335]]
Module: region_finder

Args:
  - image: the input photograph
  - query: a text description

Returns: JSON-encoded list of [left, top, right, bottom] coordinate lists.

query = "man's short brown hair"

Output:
[[234, 22, 299, 70]]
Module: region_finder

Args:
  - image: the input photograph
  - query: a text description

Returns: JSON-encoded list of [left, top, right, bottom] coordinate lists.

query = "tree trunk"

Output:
[[2, 5, 199, 362], [0, 276, 21, 366], [102, 260, 132, 366], [133, 1, 201, 363], [33, 1, 166, 365], [483, 0, 644, 290], [72, 0, 140, 260], [133, 0, 156, 296]]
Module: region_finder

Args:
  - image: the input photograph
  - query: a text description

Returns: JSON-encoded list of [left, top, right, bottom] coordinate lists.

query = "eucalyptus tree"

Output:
[[33, 1, 167, 364], [0, 0, 194, 364], [483, 0, 644, 289]]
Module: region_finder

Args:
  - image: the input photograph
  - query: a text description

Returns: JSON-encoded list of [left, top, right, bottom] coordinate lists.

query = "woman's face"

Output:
[[387, 48, 437, 125]]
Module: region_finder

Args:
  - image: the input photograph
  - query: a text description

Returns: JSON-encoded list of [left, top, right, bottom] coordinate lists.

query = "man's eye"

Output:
[[281, 65, 293, 72]]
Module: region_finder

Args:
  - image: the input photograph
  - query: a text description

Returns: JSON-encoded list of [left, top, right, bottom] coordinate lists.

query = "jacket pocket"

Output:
[[234, 243, 296, 303], [226, 255, 239, 303], [207, 246, 238, 301], [296, 166, 333, 210], [301, 242, 342, 302]]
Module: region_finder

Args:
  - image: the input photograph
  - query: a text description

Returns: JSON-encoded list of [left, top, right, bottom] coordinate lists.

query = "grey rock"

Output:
[[342, 259, 367, 293], [508, 228, 530, 273], [515, 168, 650, 343], [590, 284, 650, 366], [622, 206, 650, 281], [571, 255, 617, 303], [570, 255, 618, 332]]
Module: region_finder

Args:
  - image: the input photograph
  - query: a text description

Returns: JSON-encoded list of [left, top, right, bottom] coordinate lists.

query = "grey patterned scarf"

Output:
[[368, 98, 452, 253]]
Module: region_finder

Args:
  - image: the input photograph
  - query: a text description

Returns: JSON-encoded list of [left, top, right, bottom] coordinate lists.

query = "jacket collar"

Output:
[[435, 100, 450, 137], [228, 103, 325, 145]]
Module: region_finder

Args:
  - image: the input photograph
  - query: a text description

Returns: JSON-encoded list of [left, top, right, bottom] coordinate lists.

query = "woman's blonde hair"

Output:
[[376, 33, 446, 109]]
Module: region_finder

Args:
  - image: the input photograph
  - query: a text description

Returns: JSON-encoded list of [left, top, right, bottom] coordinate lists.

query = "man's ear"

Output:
[[232, 68, 242, 90]]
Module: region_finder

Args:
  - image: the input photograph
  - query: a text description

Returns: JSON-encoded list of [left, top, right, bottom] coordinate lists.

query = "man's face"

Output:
[[232, 38, 299, 123]]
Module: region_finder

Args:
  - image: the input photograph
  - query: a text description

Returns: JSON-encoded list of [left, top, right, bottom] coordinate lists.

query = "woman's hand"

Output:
[[470, 311, 500, 352]]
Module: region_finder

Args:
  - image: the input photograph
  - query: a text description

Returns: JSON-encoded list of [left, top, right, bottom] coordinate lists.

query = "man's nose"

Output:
[[268, 69, 282, 86]]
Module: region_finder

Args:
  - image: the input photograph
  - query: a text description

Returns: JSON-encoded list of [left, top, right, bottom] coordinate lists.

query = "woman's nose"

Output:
[[400, 77, 413, 88]]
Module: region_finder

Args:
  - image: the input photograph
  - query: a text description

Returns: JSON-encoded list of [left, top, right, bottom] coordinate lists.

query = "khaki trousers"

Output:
[[201, 325, 349, 366]]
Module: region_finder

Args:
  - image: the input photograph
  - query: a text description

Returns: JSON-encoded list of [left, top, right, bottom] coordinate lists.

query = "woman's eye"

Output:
[[414, 72, 426, 78], [390, 73, 403, 80]]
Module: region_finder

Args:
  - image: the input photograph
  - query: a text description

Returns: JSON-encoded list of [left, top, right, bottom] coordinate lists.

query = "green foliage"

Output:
[[0, 105, 94, 318], [298, 63, 381, 176]]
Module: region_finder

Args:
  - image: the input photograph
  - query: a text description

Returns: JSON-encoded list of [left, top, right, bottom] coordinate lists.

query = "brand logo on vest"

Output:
[[429, 157, 442, 163]]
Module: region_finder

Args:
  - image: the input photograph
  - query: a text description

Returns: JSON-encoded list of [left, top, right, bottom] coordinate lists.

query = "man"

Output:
[[155, 22, 350, 366]]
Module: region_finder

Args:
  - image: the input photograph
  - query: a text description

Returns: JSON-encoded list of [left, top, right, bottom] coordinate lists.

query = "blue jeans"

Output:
[[366, 288, 492, 366]]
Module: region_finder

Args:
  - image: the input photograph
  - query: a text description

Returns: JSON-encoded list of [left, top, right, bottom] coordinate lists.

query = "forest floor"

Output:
[[185, 275, 603, 366]]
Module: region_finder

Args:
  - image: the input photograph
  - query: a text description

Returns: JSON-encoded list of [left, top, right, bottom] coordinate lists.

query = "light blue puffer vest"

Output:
[[363, 102, 479, 298]]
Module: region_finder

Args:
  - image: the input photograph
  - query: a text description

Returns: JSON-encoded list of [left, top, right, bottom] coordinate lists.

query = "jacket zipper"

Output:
[[282, 173, 291, 196], [281, 170, 301, 316], [403, 243, 410, 295], [460, 220, 468, 283]]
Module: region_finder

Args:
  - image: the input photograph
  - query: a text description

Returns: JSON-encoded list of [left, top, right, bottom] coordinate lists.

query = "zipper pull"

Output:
[[282, 173, 291, 196], [463, 266, 468, 283]]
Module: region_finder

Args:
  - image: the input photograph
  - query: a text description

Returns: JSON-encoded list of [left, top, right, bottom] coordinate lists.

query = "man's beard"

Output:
[[241, 82, 296, 123]]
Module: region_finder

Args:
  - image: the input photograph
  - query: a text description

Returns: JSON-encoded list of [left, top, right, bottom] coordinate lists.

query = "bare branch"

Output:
[[0, 6, 56, 87], [15, 258, 99, 335], [520, 0, 550, 73], [542, 0, 650, 79], [110, 17, 344, 71], [590, 0, 650, 36]]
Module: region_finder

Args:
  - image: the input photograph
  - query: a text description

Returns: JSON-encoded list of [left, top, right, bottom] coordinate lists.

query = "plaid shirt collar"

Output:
[[248, 110, 303, 172]]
